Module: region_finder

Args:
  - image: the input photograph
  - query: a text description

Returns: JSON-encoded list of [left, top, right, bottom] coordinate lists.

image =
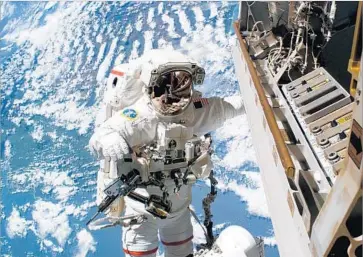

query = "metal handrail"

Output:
[[348, 1, 362, 96], [233, 21, 295, 179]]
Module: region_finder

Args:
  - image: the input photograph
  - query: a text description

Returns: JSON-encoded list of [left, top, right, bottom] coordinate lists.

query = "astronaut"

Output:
[[89, 50, 246, 257], [93, 50, 205, 218]]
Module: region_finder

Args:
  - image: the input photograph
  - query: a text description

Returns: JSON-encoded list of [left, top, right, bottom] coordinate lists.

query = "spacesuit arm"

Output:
[[90, 103, 158, 159], [90, 106, 158, 218], [92, 64, 145, 131], [103, 65, 144, 112], [193, 95, 246, 135]]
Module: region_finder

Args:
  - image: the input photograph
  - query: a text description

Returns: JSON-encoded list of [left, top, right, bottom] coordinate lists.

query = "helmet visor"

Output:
[[154, 71, 192, 98], [151, 70, 193, 115]]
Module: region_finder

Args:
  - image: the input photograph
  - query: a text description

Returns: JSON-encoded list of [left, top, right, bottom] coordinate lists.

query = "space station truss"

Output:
[[232, 2, 362, 256]]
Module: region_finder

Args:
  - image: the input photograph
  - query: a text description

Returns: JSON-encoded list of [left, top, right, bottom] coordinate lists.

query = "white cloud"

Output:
[[97, 37, 119, 82], [178, 9, 192, 34], [47, 130, 57, 140], [214, 115, 257, 169], [6, 208, 31, 238], [157, 38, 173, 50], [129, 40, 141, 60], [44, 2, 58, 10], [263, 236, 277, 246], [10, 169, 76, 202], [11, 170, 28, 183], [0, 2, 15, 20], [210, 3, 218, 18], [162, 13, 180, 39], [135, 13, 143, 32], [217, 171, 270, 218], [192, 6, 205, 31], [65, 201, 96, 218], [147, 8, 154, 24], [3, 2, 101, 136], [4, 2, 84, 49], [213, 223, 227, 231], [158, 2, 163, 14], [143, 30, 154, 53], [75, 229, 97, 257], [32, 200, 72, 247], [41, 239, 64, 253], [24, 99, 96, 135], [31, 125, 44, 142], [123, 23, 133, 41], [4, 140, 11, 160]]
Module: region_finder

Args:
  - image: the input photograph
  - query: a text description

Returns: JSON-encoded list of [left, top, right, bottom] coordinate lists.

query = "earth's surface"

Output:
[[0, 2, 279, 257]]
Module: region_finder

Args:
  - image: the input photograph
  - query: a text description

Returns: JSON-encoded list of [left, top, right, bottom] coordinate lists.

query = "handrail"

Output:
[[348, 1, 362, 96], [233, 21, 296, 179]]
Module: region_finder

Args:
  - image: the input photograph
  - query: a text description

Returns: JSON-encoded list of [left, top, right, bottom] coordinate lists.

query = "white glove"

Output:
[[89, 133, 102, 158], [89, 132, 130, 161], [190, 151, 214, 179]]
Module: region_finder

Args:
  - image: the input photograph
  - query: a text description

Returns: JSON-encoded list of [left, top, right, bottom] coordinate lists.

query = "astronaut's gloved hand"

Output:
[[89, 132, 130, 161], [100, 133, 130, 161], [190, 151, 214, 179], [89, 133, 103, 158], [223, 95, 246, 117]]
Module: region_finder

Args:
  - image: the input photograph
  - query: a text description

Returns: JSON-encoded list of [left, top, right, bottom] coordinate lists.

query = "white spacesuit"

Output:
[[89, 50, 246, 257]]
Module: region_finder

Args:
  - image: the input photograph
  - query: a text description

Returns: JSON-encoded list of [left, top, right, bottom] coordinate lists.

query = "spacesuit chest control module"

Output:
[[88, 57, 246, 257]]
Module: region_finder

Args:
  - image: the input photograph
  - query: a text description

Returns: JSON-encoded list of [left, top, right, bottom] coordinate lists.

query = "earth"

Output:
[[0, 2, 279, 257]]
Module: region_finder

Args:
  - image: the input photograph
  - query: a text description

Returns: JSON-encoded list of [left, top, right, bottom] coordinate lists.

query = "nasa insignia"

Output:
[[121, 108, 138, 120]]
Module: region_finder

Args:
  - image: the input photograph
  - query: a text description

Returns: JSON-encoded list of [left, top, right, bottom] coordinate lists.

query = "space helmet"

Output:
[[147, 62, 205, 115]]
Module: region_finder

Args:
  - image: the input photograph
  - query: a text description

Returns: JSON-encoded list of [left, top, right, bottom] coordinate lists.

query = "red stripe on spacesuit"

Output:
[[161, 235, 194, 246], [201, 98, 209, 105], [111, 70, 124, 76], [123, 247, 158, 256]]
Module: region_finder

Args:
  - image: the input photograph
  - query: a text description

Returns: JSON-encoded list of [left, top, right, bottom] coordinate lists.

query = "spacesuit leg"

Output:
[[122, 207, 159, 257], [159, 209, 194, 257]]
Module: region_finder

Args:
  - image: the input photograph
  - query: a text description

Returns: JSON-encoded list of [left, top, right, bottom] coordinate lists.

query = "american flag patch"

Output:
[[193, 98, 208, 109]]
